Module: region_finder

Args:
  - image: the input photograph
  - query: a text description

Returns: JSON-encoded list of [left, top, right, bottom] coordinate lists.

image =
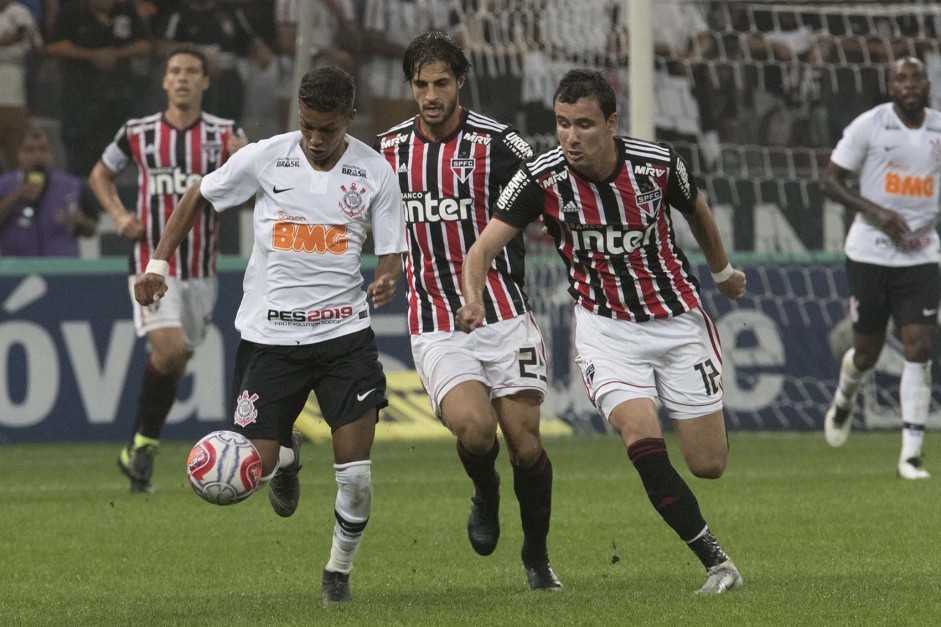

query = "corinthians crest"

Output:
[[234, 390, 259, 426], [339, 182, 368, 217]]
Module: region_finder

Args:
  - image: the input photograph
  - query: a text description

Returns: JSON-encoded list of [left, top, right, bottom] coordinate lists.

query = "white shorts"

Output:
[[411, 313, 548, 415], [128, 276, 217, 348], [573, 305, 724, 421]]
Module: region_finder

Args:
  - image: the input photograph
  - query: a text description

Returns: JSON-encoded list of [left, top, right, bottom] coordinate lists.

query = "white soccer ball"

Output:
[[187, 430, 262, 505]]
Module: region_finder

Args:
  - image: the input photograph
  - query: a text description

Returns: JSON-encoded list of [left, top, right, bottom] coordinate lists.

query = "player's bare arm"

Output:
[[366, 253, 403, 308], [457, 219, 522, 332], [133, 181, 209, 306], [821, 161, 910, 243], [227, 129, 249, 155], [88, 160, 144, 239], [685, 193, 746, 300]]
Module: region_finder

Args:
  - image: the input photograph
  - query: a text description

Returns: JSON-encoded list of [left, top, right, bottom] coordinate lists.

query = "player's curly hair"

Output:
[[298, 66, 356, 113], [402, 31, 471, 83], [553, 69, 617, 119]]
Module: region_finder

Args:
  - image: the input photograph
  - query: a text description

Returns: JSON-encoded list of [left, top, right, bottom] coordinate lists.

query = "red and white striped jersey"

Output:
[[378, 108, 534, 334], [101, 111, 241, 278], [493, 137, 702, 322]]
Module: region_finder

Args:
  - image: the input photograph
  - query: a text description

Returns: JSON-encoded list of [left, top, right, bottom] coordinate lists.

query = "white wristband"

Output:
[[711, 263, 734, 283], [145, 259, 169, 279]]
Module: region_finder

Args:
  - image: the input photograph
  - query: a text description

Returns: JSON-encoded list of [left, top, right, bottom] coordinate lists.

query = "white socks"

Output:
[[325, 460, 373, 575], [900, 360, 931, 460], [834, 348, 864, 409]]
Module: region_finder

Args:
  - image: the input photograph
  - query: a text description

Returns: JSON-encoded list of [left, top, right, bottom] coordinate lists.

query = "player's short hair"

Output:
[[402, 31, 471, 83], [298, 66, 356, 113], [553, 69, 617, 120], [166, 45, 209, 76]]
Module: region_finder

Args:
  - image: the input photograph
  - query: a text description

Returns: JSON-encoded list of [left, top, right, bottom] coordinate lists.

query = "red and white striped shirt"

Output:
[[493, 137, 702, 322], [101, 111, 241, 278], [378, 108, 534, 334]]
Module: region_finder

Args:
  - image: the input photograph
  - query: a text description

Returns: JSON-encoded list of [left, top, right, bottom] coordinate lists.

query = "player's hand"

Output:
[[116, 213, 144, 239], [716, 268, 746, 300], [455, 302, 485, 333], [366, 273, 396, 308], [134, 273, 168, 306], [874, 207, 911, 244]]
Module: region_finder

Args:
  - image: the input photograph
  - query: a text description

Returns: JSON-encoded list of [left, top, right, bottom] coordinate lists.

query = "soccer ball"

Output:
[[187, 430, 262, 505]]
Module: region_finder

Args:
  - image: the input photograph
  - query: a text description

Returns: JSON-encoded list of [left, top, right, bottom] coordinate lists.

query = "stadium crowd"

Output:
[[2, 0, 940, 257]]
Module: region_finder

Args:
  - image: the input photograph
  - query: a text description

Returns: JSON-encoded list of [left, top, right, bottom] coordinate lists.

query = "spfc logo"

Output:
[[202, 141, 223, 162], [451, 158, 475, 182], [234, 390, 259, 427], [339, 182, 367, 218]]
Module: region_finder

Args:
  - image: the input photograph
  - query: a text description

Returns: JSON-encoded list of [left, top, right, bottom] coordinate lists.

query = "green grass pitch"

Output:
[[3, 432, 941, 626]]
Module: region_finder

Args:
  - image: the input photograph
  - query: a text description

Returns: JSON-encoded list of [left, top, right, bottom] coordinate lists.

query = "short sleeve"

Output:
[[200, 140, 263, 211], [665, 149, 699, 214], [491, 166, 545, 228], [829, 111, 871, 173], [100, 124, 132, 173], [370, 163, 407, 255]]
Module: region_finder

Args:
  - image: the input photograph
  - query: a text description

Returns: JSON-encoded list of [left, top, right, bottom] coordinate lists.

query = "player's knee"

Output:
[[853, 353, 878, 372], [502, 423, 542, 465], [902, 341, 932, 363], [456, 429, 498, 455], [690, 457, 726, 479], [150, 347, 192, 375], [450, 414, 498, 454]]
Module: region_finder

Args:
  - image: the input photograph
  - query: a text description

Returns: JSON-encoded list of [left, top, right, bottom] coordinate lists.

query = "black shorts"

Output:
[[228, 327, 388, 445], [846, 259, 940, 334]]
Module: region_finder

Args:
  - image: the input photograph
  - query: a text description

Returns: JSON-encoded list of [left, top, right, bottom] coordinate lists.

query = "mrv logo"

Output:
[[633, 164, 666, 177], [148, 167, 202, 195], [571, 223, 658, 255], [402, 192, 473, 223], [381, 133, 409, 149]]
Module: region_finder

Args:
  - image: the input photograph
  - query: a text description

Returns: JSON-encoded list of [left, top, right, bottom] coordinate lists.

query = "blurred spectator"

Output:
[[230, 0, 278, 137], [14, 0, 56, 38], [45, 0, 151, 176], [650, 0, 725, 146], [273, 0, 359, 134], [0, 0, 42, 171], [358, 0, 456, 137], [0, 125, 98, 256], [154, 0, 274, 122]]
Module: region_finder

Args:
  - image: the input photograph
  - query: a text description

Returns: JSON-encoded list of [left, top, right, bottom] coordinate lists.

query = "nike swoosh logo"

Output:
[[923, 309, 938, 317], [356, 388, 376, 401], [273, 186, 293, 194], [884, 146, 896, 151]]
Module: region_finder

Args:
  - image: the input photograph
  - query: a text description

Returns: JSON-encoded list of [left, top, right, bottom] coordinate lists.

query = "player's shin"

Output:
[[835, 348, 865, 409], [512, 449, 552, 561], [457, 437, 500, 491], [627, 438, 729, 568], [326, 460, 373, 574], [900, 360, 931, 460], [133, 361, 182, 440]]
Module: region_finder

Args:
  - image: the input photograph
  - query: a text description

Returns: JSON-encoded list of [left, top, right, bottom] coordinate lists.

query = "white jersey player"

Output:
[[134, 67, 406, 604], [822, 57, 939, 480]]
